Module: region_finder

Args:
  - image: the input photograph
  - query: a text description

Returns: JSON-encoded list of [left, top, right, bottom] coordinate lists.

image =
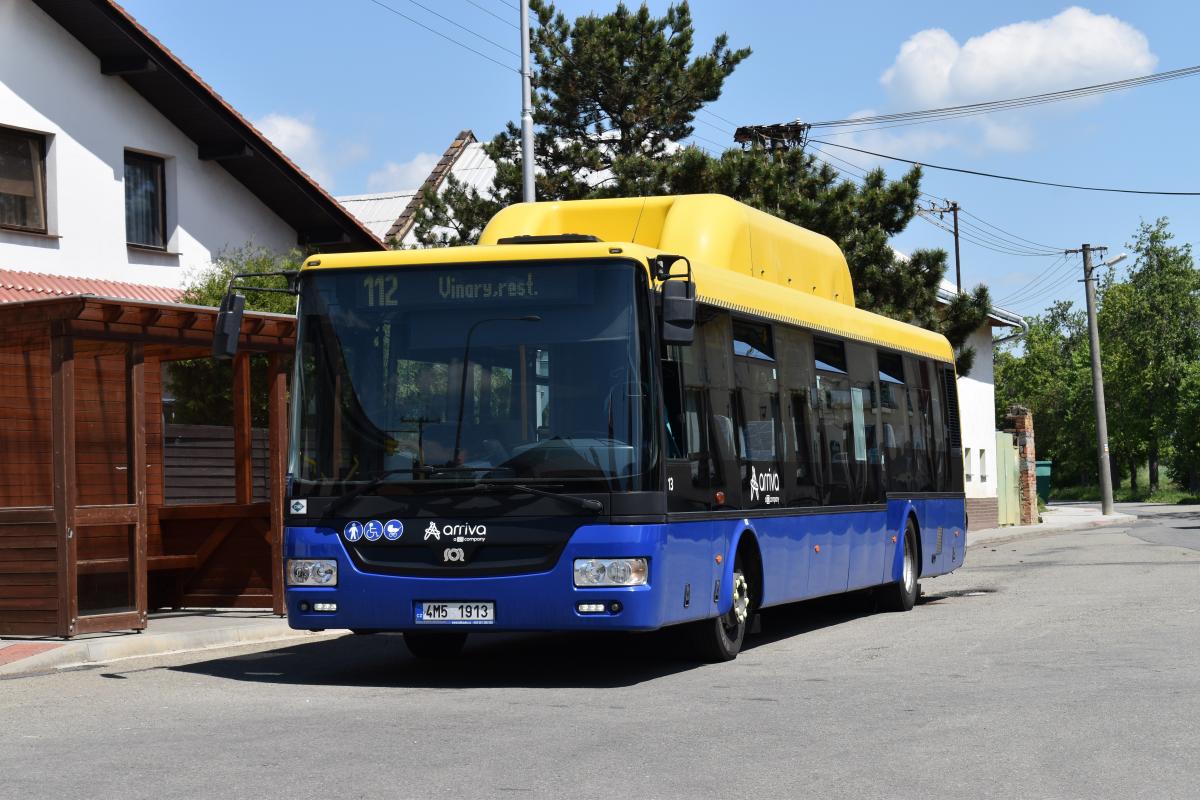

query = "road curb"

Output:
[[0, 623, 345, 678], [967, 512, 1137, 549]]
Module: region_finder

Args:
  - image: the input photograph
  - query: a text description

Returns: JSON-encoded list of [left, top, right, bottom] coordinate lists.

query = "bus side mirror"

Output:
[[212, 292, 246, 360], [661, 280, 696, 346]]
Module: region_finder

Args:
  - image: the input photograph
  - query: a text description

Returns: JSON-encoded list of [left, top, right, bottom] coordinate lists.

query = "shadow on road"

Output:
[[169, 593, 892, 689]]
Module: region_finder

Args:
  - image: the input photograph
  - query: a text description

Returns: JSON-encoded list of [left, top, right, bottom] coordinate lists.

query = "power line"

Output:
[[495, 0, 518, 9], [397, 0, 517, 55], [464, 0, 517, 29], [701, 108, 739, 128], [805, 64, 1200, 130], [808, 146, 1055, 259], [365, 0, 519, 73], [996, 254, 1078, 305], [1001, 255, 1087, 308], [809, 138, 1200, 196], [808, 144, 1063, 256], [915, 211, 1060, 258], [994, 253, 1074, 304], [959, 207, 1062, 252]]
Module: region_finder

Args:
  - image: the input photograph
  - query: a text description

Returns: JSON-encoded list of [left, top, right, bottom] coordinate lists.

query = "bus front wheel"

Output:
[[403, 631, 468, 659], [687, 559, 751, 662], [879, 519, 919, 612]]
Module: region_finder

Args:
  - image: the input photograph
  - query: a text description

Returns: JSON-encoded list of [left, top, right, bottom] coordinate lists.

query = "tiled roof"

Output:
[[0, 269, 183, 304]]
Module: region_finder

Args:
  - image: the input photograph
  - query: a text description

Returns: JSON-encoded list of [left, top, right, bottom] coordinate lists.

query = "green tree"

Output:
[[1101, 219, 1200, 489], [994, 301, 1096, 484], [416, 0, 749, 244], [417, 1, 989, 370], [1169, 362, 1200, 492], [170, 245, 301, 426]]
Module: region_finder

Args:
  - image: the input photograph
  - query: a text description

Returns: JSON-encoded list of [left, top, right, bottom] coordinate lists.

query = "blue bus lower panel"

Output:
[[286, 498, 965, 632]]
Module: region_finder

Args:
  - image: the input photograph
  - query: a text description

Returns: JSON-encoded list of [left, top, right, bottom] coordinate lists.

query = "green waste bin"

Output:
[[1035, 460, 1052, 504]]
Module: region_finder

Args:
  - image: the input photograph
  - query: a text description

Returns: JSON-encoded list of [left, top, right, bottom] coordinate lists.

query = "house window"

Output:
[[0, 127, 48, 233], [125, 151, 166, 249], [980, 449, 987, 482], [964, 447, 973, 481]]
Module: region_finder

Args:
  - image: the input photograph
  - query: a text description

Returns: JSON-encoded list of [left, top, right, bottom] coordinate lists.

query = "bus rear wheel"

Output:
[[688, 561, 750, 662], [879, 519, 918, 612], [403, 631, 468, 659]]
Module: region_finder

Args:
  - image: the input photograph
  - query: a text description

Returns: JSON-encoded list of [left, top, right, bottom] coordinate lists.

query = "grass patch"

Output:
[[1049, 483, 1200, 504]]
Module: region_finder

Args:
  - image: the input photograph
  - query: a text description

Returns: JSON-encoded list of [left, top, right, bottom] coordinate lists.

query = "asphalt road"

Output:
[[2, 505, 1198, 800]]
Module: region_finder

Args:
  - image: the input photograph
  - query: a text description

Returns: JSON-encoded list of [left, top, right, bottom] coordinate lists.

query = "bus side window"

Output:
[[814, 337, 853, 506], [776, 325, 820, 505], [877, 350, 912, 494], [732, 319, 784, 507], [922, 358, 948, 491], [663, 342, 717, 510], [940, 365, 963, 492], [906, 356, 937, 492], [847, 342, 884, 504]]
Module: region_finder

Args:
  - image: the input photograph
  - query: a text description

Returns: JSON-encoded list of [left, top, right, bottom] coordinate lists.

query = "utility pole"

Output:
[[1070, 243, 1114, 515], [931, 201, 962, 291], [519, 0, 535, 203]]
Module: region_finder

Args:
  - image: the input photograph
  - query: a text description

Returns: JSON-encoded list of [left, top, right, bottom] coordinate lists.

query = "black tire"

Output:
[[879, 519, 919, 612], [687, 556, 751, 662], [403, 631, 468, 659]]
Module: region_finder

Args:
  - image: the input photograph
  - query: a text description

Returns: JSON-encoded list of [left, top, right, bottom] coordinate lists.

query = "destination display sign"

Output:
[[353, 266, 590, 309]]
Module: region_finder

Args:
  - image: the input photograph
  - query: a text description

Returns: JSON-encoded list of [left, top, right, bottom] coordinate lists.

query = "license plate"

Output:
[[415, 601, 495, 625]]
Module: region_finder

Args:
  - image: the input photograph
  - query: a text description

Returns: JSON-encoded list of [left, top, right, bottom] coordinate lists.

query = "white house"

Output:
[[937, 281, 1026, 529], [0, 0, 381, 296], [339, 130, 496, 246]]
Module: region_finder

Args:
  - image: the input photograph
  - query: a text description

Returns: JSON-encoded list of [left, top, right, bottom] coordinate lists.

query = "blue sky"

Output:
[[118, 0, 1200, 319]]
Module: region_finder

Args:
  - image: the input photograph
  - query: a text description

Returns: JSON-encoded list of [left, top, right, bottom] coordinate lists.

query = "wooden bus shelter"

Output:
[[0, 295, 295, 637]]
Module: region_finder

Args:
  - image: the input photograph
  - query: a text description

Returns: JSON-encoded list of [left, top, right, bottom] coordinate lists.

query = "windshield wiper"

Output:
[[322, 465, 517, 515], [323, 467, 424, 516], [453, 482, 603, 513]]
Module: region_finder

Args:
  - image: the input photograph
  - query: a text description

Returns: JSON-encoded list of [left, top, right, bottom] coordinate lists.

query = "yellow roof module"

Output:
[[480, 194, 855, 307], [306, 194, 954, 364]]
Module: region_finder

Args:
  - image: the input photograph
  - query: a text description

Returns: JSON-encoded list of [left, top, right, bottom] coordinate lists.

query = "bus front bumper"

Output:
[[285, 523, 685, 633]]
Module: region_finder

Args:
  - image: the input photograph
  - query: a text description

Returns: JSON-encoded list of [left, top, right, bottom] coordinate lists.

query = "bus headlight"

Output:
[[287, 559, 337, 586], [573, 558, 648, 587]]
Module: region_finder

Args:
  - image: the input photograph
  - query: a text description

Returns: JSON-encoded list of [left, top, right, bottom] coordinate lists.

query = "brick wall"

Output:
[[1004, 406, 1038, 526]]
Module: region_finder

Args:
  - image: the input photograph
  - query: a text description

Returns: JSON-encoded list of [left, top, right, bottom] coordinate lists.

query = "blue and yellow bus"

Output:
[[265, 194, 965, 661]]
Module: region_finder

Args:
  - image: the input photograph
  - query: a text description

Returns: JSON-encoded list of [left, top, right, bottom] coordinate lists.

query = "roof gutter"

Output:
[[994, 314, 1030, 344]]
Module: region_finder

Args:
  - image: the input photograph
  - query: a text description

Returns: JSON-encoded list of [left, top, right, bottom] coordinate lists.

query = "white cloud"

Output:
[[883, 7, 1155, 106], [253, 113, 336, 188], [843, 7, 1157, 157], [366, 152, 441, 192]]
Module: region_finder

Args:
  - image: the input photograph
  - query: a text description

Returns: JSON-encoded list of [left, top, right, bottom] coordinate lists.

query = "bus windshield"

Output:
[[290, 259, 655, 496]]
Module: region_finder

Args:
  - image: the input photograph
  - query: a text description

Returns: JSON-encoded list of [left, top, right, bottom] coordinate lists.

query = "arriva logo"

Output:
[[749, 466, 781, 504], [424, 521, 488, 543]]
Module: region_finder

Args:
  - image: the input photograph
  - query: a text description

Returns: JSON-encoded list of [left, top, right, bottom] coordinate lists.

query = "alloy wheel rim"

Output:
[[730, 572, 750, 625], [903, 535, 915, 594]]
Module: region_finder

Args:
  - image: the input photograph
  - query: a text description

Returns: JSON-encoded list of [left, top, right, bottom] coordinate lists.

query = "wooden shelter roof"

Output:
[[0, 295, 296, 356]]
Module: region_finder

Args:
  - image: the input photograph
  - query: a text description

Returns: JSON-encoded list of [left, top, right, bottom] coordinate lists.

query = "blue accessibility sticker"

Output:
[[384, 519, 404, 541], [343, 521, 363, 542], [363, 520, 384, 542]]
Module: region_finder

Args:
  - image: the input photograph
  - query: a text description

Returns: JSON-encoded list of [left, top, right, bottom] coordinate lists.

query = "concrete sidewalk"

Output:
[[0, 610, 343, 677], [967, 502, 1137, 548]]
